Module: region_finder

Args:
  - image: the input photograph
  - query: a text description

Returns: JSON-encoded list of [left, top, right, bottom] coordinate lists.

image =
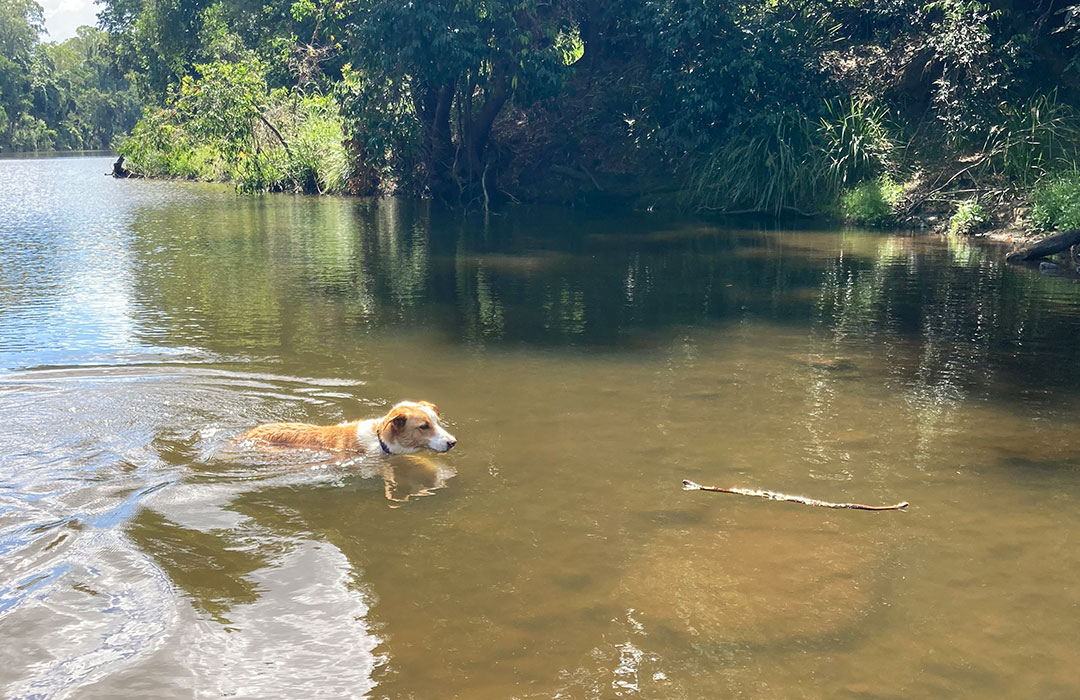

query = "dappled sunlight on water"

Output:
[[1, 156, 1079, 699]]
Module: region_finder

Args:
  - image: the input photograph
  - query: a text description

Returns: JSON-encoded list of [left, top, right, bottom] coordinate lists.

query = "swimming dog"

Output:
[[242, 400, 456, 455]]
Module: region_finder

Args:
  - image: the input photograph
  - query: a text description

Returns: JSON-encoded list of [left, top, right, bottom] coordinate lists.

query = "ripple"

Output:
[[0, 359, 390, 698], [183, 540, 382, 699], [3, 531, 177, 700]]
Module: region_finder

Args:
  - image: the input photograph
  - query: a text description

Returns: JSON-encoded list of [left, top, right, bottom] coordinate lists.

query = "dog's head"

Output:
[[377, 401, 457, 455]]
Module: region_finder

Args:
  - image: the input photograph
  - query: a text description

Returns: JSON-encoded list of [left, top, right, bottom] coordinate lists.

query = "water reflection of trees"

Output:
[[801, 232, 1080, 475], [126, 197, 1080, 397], [127, 509, 266, 623]]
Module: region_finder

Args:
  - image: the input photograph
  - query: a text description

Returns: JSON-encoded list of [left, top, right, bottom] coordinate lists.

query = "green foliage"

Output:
[[0, 0, 43, 59], [234, 94, 351, 194], [339, 0, 574, 196], [685, 97, 897, 216], [982, 93, 1080, 186], [645, 0, 837, 157], [555, 25, 584, 66], [819, 99, 893, 186], [44, 0, 1080, 211], [0, 10, 141, 152], [9, 113, 55, 149], [120, 59, 350, 193], [336, 61, 421, 192], [656, 2, 898, 216], [0, 0, 44, 149], [685, 110, 830, 215], [947, 197, 988, 235], [838, 176, 903, 226], [1029, 173, 1080, 232], [923, 0, 1019, 146], [42, 28, 142, 149]]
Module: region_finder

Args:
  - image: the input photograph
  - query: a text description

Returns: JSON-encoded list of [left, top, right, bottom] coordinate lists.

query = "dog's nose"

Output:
[[446, 439, 457, 450]]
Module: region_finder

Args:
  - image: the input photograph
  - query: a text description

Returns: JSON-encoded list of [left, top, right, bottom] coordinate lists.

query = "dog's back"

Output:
[[242, 421, 363, 451]]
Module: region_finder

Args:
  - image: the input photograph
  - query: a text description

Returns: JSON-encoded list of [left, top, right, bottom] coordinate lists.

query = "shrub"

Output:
[[947, 197, 988, 235], [1029, 173, 1080, 232], [120, 59, 350, 194], [837, 176, 903, 225], [924, 0, 1016, 146]]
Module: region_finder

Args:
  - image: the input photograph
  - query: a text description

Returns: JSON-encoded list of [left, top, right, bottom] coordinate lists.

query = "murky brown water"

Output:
[[2, 156, 1079, 699]]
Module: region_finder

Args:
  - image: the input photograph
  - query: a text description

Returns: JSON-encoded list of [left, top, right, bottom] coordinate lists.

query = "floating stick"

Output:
[[682, 480, 909, 511]]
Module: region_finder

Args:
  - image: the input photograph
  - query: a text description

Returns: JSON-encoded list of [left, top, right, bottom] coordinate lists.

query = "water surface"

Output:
[[1, 156, 1079, 699]]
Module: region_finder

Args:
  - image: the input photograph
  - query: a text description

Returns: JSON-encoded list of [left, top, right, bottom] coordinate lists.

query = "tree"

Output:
[[343, 0, 572, 201], [0, 0, 44, 149]]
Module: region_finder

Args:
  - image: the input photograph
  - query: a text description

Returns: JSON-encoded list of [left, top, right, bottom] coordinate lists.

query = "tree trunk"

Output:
[[111, 154, 131, 178], [461, 66, 509, 185], [413, 82, 456, 199], [1006, 229, 1080, 263], [412, 62, 513, 205], [579, 0, 614, 67]]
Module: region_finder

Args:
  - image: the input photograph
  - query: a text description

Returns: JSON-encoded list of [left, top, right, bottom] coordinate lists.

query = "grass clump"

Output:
[[983, 93, 1080, 186], [947, 197, 988, 235], [819, 99, 894, 188], [684, 98, 895, 218], [684, 110, 827, 216], [837, 175, 903, 225], [1029, 172, 1080, 232]]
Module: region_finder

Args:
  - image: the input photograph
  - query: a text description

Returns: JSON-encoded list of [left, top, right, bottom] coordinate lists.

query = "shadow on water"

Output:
[[2, 157, 1080, 700]]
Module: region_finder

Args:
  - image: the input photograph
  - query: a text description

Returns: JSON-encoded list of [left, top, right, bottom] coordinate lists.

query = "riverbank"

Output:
[[108, 146, 1080, 273]]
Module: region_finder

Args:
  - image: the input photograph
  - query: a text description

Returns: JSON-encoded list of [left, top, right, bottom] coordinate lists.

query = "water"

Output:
[[1, 156, 1079, 699]]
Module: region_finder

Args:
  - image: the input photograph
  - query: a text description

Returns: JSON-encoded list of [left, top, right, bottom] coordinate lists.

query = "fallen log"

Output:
[[682, 480, 909, 511], [1005, 228, 1080, 263]]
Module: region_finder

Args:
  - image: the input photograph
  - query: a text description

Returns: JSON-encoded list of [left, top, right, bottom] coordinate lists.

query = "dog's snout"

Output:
[[446, 438, 457, 450]]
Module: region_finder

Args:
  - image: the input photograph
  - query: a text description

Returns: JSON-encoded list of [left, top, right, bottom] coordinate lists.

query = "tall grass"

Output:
[[819, 99, 893, 186], [982, 93, 1080, 186], [235, 96, 351, 194], [683, 111, 829, 215], [683, 99, 894, 216]]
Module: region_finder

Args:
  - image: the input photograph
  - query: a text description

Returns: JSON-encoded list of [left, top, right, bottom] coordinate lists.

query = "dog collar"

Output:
[[378, 432, 392, 455]]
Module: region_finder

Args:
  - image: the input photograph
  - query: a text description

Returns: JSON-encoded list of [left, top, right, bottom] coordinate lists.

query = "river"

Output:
[[1, 155, 1079, 699]]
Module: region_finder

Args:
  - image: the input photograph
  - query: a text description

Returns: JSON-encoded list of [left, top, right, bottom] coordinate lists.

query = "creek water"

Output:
[[1, 155, 1079, 699]]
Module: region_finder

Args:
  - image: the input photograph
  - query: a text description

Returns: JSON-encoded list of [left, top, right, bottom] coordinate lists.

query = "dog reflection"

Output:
[[380, 455, 452, 504]]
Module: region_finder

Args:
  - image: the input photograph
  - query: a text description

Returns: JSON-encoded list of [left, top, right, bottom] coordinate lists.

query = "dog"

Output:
[[242, 400, 456, 455]]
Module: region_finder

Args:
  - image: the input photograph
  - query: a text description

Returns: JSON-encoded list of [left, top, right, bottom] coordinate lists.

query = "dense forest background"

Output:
[[0, 0, 140, 150], [4, 0, 1080, 228]]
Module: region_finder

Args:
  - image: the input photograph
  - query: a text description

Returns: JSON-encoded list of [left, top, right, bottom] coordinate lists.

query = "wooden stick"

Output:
[[682, 480, 909, 511]]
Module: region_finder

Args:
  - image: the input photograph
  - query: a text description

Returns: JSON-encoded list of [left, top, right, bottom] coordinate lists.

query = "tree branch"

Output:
[[682, 480, 909, 511], [254, 107, 291, 156]]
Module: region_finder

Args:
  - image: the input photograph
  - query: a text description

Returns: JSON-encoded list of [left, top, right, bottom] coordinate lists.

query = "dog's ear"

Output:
[[418, 401, 440, 417], [381, 407, 409, 436]]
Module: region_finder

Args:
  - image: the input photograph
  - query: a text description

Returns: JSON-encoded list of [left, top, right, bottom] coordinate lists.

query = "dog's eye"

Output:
[[419, 423, 430, 430]]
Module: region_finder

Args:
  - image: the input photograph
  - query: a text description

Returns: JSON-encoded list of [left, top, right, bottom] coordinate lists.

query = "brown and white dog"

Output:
[[242, 400, 456, 455]]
